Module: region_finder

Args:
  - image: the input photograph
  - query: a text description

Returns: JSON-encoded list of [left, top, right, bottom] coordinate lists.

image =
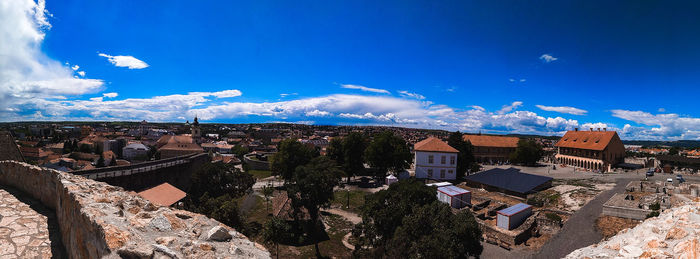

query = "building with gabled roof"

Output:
[[414, 137, 458, 180], [463, 134, 519, 163], [555, 128, 625, 172], [137, 182, 186, 207]]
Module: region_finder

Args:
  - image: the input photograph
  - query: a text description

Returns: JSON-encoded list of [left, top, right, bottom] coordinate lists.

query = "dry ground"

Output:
[[595, 215, 642, 239]]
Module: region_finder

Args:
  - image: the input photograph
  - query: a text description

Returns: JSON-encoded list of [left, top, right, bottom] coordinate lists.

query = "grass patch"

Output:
[[565, 179, 595, 189], [332, 190, 367, 214], [248, 169, 272, 179], [527, 190, 561, 207]]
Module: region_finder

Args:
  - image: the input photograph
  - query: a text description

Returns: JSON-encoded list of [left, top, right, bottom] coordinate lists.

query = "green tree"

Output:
[[353, 180, 482, 258], [364, 131, 412, 179], [448, 131, 476, 178], [62, 140, 72, 154], [189, 162, 255, 200], [261, 183, 274, 213], [669, 147, 680, 156], [342, 132, 368, 182], [262, 217, 291, 259], [96, 154, 105, 168], [79, 144, 92, 153], [231, 144, 249, 159], [387, 202, 483, 258], [326, 138, 344, 169], [269, 138, 318, 181], [353, 180, 437, 252], [285, 156, 342, 257], [510, 139, 544, 166]]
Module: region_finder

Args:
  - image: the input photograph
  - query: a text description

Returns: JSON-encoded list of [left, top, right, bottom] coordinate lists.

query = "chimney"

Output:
[[590, 128, 593, 131], [574, 128, 578, 131], [603, 128, 607, 131]]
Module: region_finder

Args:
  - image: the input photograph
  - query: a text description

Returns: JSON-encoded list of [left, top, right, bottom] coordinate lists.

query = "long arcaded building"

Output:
[[555, 128, 625, 172]]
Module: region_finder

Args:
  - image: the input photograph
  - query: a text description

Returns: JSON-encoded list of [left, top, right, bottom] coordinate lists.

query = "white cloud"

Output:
[[206, 89, 242, 98], [497, 101, 523, 114], [98, 53, 149, 69], [0, 0, 104, 115], [90, 97, 102, 102], [658, 108, 666, 112], [398, 90, 425, 100], [77, 71, 85, 77], [520, 79, 526, 82], [536, 105, 588, 115], [71, 65, 79, 70], [280, 93, 298, 98], [539, 54, 558, 63], [102, 92, 118, 98], [305, 110, 330, 117], [611, 109, 700, 139], [509, 79, 515, 82], [340, 84, 390, 94]]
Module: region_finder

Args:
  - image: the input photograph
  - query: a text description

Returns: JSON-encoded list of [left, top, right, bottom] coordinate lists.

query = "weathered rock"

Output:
[[206, 226, 232, 241], [0, 161, 271, 259], [149, 215, 172, 232], [116, 245, 153, 259], [152, 244, 178, 258], [566, 202, 700, 258]]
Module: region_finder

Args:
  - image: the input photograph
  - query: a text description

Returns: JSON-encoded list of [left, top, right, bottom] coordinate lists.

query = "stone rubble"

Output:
[[0, 160, 270, 258], [565, 201, 700, 258]]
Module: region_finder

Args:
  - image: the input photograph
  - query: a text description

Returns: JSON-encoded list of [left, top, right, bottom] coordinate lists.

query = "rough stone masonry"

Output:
[[0, 160, 270, 258]]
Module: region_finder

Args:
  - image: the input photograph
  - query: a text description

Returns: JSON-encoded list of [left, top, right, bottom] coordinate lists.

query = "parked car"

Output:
[[666, 178, 673, 183], [646, 170, 654, 177], [676, 174, 685, 183]]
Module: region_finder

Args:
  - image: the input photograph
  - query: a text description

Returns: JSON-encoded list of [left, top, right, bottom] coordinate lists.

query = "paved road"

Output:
[[532, 177, 633, 259]]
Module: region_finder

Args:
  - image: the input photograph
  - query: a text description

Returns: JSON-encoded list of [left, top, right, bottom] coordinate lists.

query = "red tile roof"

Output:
[[462, 135, 519, 148], [137, 183, 186, 207], [414, 137, 458, 153], [555, 130, 618, 151]]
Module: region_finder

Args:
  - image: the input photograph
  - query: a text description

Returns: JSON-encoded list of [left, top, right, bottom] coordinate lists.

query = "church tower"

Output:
[[191, 116, 201, 143]]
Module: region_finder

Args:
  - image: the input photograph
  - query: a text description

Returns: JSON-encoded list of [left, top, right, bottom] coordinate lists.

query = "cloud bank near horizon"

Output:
[[1, 0, 700, 140]]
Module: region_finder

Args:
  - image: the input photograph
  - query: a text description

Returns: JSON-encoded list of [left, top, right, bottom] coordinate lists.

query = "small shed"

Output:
[[385, 174, 398, 185], [426, 182, 453, 188], [497, 203, 533, 230], [437, 185, 471, 209]]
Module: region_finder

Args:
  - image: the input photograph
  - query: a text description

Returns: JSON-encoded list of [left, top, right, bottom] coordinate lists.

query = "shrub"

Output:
[[545, 212, 562, 222], [646, 211, 660, 218], [649, 202, 660, 211]]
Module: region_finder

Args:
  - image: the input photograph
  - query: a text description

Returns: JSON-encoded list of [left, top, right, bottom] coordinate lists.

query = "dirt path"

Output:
[[322, 208, 361, 224], [533, 178, 632, 259]]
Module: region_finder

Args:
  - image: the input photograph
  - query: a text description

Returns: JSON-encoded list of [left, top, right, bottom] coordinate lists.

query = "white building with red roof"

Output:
[[413, 137, 459, 180]]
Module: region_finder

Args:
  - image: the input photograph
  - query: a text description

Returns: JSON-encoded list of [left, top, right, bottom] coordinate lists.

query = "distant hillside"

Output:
[[622, 140, 700, 148]]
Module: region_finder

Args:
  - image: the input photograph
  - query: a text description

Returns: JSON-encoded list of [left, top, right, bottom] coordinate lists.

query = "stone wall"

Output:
[[478, 212, 537, 250], [0, 160, 270, 258], [243, 154, 271, 171]]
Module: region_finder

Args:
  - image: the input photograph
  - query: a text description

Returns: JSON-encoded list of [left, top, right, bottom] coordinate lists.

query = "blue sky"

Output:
[[2, 0, 700, 140]]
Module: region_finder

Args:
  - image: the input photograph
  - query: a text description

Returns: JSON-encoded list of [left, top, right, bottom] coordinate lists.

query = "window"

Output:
[[428, 169, 433, 178], [441, 156, 446, 164], [428, 155, 434, 164], [450, 156, 455, 165], [440, 169, 445, 179], [448, 170, 453, 175]]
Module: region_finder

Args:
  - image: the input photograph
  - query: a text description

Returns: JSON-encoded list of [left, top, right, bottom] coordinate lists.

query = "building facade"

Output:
[[463, 134, 519, 163], [414, 137, 458, 180], [555, 128, 625, 172], [123, 143, 150, 161]]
